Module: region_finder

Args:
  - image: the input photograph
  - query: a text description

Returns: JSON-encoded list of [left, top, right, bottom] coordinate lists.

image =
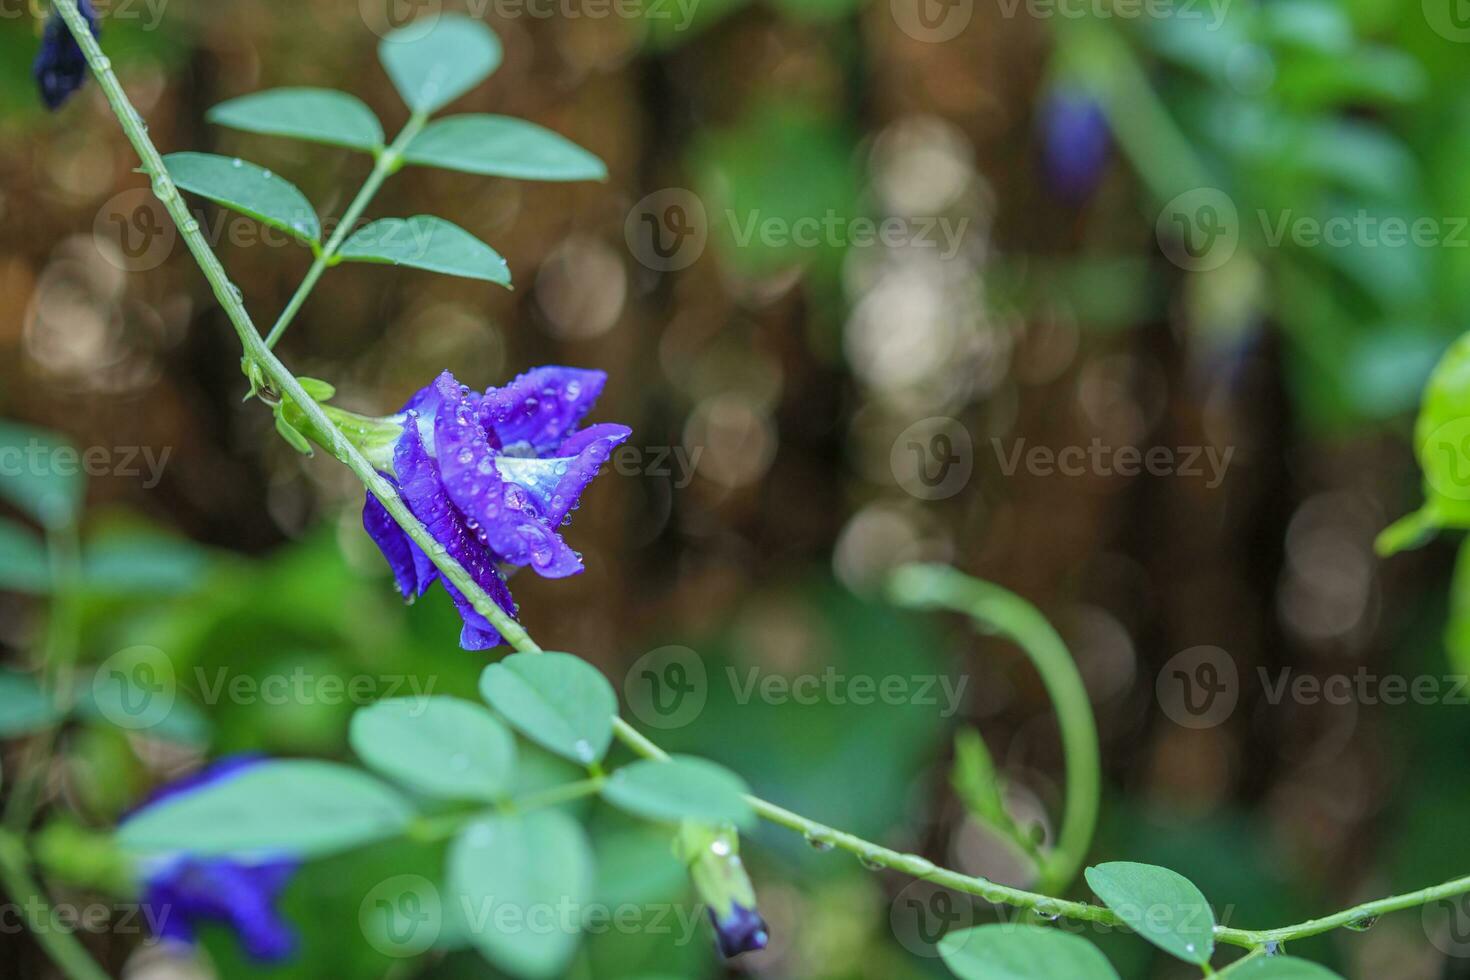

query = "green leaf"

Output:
[[1224, 956, 1344, 979], [601, 756, 754, 827], [81, 531, 212, 596], [206, 88, 384, 152], [296, 377, 337, 402], [0, 421, 84, 528], [403, 115, 606, 181], [0, 672, 61, 738], [1084, 862, 1215, 965], [939, 925, 1120, 980], [336, 216, 510, 285], [448, 810, 593, 978], [0, 518, 49, 594], [479, 652, 616, 765], [378, 14, 502, 114], [350, 696, 516, 801], [163, 152, 321, 245], [274, 414, 313, 456], [117, 760, 414, 858]]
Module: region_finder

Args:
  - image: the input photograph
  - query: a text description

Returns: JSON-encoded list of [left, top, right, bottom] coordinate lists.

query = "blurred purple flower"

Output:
[[1040, 90, 1110, 202], [710, 902, 770, 958], [34, 0, 99, 111], [363, 367, 630, 650], [125, 757, 298, 963]]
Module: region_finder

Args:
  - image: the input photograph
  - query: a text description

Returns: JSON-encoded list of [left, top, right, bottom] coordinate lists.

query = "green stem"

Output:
[[53, 0, 1470, 964], [263, 113, 428, 349], [0, 833, 110, 980], [888, 564, 1100, 893]]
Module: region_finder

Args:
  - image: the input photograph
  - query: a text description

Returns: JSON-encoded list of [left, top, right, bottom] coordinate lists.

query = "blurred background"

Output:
[[3, 0, 1470, 976]]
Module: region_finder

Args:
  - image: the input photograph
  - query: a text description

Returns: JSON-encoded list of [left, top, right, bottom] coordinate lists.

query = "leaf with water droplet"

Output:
[[162, 151, 321, 244], [336, 216, 510, 285], [349, 696, 515, 801], [480, 652, 616, 766], [1084, 862, 1215, 966]]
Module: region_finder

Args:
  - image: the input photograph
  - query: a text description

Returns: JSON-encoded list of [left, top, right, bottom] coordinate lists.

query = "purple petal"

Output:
[[498, 423, 632, 528], [142, 857, 297, 964], [363, 489, 436, 598], [479, 367, 608, 454], [431, 376, 583, 578], [395, 414, 519, 647], [710, 903, 769, 958]]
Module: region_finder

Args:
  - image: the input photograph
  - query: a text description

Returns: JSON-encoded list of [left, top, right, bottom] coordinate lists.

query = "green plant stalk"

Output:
[[52, 0, 1470, 962], [887, 564, 1100, 893], [0, 832, 109, 980], [262, 113, 428, 349]]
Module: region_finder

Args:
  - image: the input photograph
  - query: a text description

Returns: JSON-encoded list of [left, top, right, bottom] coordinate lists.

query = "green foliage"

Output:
[[117, 760, 415, 858], [1084, 862, 1216, 965], [938, 925, 1120, 980], [601, 757, 754, 828], [0, 422, 84, 528], [1227, 957, 1345, 978], [164, 151, 321, 245], [336, 216, 511, 285], [350, 696, 516, 802], [0, 518, 48, 594], [480, 652, 617, 765], [206, 88, 384, 152], [378, 14, 503, 115], [0, 671, 62, 737], [447, 810, 595, 978], [404, 115, 608, 181]]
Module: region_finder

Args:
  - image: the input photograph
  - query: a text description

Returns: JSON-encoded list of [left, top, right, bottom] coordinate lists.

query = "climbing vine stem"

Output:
[[46, 0, 1470, 968]]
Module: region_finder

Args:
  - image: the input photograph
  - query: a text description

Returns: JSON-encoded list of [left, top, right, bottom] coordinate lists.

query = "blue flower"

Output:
[[710, 902, 770, 958], [124, 757, 298, 963], [34, 0, 99, 111], [1039, 89, 1110, 202], [362, 367, 630, 650]]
